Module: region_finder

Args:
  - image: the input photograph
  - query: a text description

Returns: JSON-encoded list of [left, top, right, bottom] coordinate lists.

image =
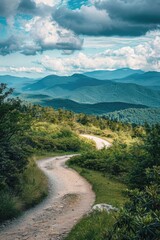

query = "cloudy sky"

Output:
[[0, 0, 160, 77]]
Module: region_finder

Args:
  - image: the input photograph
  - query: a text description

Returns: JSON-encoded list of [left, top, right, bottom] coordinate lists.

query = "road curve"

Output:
[[0, 155, 95, 240], [81, 134, 112, 149], [0, 136, 111, 240]]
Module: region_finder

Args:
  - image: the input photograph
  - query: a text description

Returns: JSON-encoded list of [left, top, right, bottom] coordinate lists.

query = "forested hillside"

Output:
[[106, 108, 160, 125], [42, 99, 148, 115]]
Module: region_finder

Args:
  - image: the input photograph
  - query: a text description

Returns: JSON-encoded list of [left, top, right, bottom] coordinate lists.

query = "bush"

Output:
[[106, 167, 160, 240], [0, 191, 22, 223]]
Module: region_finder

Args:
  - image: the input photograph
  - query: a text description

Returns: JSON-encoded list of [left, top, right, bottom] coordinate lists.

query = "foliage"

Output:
[[19, 158, 48, 207], [0, 191, 22, 223], [68, 142, 131, 182], [106, 108, 160, 125], [0, 84, 31, 190], [106, 167, 160, 240], [128, 124, 160, 189]]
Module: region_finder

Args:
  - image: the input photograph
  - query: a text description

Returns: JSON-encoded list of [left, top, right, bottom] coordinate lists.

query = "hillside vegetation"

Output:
[[106, 108, 160, 125], [67, 124, 160, 240], [42, 99, 148, 115]]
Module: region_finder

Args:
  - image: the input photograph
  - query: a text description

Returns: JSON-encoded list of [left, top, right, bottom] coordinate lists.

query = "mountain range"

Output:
[[0, 68, 160, 123], [42, 99, 148, 115], [21, 72, 160, 107], [84, 68, 144, 80]]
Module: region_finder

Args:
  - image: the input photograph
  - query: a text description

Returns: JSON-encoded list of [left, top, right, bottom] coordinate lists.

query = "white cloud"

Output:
[[38, 33, 160, 74], [0, 66, 44, 73], [0, 16, 83, 55], [35, 0, 57, 7]]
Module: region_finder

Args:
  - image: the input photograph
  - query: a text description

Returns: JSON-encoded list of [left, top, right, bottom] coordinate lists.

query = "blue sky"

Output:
[[0, 0, 160, 78]]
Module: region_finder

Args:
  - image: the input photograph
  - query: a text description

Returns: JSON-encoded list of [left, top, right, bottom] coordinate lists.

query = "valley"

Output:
[[1, 68, 160, 125]]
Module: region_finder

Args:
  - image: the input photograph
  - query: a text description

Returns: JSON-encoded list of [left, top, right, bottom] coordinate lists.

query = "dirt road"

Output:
[[0, 136, 110, 240], [81, 134, 111, 149]]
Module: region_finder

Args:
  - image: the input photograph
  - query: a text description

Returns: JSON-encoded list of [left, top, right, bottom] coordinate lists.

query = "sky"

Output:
[[0, 0, 160, 78]]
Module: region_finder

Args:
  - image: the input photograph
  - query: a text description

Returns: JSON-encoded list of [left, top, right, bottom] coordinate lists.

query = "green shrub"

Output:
[[106, 167, 160, 240], [0, 191, 22, 223]]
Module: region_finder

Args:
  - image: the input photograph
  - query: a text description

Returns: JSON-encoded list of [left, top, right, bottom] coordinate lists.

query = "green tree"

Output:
[[128, 125, 160, 189], [0, 84, 31, 190]]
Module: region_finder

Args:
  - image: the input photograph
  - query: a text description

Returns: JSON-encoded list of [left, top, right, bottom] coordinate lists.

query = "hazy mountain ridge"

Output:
[[20, 72, 160, 107], [113, 71, 160, 87], [0, 75, 35, 89], [84, 68, 144, 80], [42, 99, 148, 115], [1, 69, 160, 111]]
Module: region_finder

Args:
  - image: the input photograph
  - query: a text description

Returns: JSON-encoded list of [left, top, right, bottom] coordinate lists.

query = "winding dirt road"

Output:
[[81, 134, 111, 149], [0, 136, 110, 240]]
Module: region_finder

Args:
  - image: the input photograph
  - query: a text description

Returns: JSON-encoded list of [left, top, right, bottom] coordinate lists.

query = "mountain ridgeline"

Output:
[[0, 68, 160, 124]]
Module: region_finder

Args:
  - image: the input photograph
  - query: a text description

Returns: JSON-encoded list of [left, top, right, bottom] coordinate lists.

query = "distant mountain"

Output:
[[0, 75, 35, 89], [84, 68, 144, 80], [2, 72, 160, 110], [114, 71, 160, 86], [23, 74, 160, 107], [66, 82, 160, 107], [23, 74, 104, 91], [18, 93, 51, 104], [42, 99, 148, 115], [106, 108, 160, 125]]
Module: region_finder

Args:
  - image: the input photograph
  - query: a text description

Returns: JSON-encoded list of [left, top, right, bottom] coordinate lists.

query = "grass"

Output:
[[20, 158, 48, 208], [0, 151, 69, 223], [32, 150, 76, 161], [65, 165, 127, 240]]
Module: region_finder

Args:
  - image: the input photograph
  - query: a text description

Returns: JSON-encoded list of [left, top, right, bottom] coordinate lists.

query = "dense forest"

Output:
[[106, 108, 160, 125], [0, 83, 159, 240]]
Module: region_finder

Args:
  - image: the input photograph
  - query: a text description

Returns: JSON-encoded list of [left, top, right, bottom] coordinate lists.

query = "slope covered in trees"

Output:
[[106, 108, 160, 125]]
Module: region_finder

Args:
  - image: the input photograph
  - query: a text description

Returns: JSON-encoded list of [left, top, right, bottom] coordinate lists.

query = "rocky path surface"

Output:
[[0, 136, 110, 240]]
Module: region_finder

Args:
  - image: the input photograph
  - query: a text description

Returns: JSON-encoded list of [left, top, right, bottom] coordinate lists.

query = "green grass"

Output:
[[0, 151, 69, 223], [20, 159, 48, 208], [65, 165, 127, 240], [32, 150, 76, 161]]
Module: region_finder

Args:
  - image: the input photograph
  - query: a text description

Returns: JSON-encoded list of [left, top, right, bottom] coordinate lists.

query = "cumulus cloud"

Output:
[[0, 66, 44, 73], [0, 0, 20, 18], [0, 16, 83, 55], [95, 0, 160, 24], [38, 33, 160, 74], [0, 0, 160, 57], [54, 0, 160, 36]]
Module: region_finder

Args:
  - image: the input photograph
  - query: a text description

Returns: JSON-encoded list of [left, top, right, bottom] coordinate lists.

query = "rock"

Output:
[[92, 204, 118, 213]]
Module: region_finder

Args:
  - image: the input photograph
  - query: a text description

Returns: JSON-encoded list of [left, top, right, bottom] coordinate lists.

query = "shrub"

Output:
[[0, 191, 22, 223]]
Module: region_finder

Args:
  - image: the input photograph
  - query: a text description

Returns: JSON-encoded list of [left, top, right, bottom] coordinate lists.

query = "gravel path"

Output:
[[81, 134, 111, 149], [0, 136, 111, 240]]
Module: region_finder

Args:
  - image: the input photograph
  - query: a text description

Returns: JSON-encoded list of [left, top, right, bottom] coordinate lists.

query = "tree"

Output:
[[0, 84, 31, 190], [128, 125, 160, 189]]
